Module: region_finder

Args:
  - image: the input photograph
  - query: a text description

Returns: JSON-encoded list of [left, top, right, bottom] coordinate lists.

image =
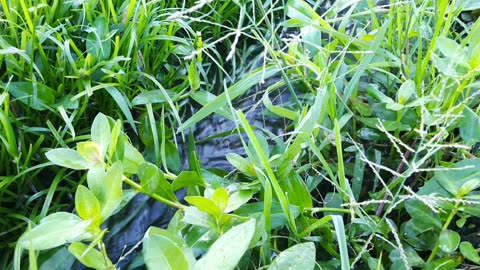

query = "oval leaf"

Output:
[[46, 148, 91, 170], [144, 228, 194, 270], [68, 242, 113, 269], [19, 213, 91, 250], [211, 187, 229, 213], [75, 185, 100, 224], [439, 230, 460, 254], [460, 241, 480, 264], [194, 219, 256, 270], [267, 242, 315, 270]]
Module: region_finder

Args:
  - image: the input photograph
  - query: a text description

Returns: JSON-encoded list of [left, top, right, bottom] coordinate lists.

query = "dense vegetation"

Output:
[[1, 0, 480, 269]]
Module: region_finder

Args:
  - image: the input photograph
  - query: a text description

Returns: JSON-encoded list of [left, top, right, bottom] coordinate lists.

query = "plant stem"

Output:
[[122, 176, 185, 209], [427, 200, 460, 262]]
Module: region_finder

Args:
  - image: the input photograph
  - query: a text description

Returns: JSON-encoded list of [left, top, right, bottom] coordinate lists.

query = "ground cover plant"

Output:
[[1, 0, 480, 269]]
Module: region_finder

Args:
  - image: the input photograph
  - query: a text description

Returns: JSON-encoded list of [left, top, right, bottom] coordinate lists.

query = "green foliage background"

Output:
[[1, 0, 480, 269]]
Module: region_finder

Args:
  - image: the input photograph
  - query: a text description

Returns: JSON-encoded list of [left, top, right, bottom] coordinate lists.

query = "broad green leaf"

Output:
[[19, 212, 91, 250], [396, 80, 416, 105], [75, 185, 100, 224], [235, 202, 300, 229], [172, 171, 207, 191], [281, 171, 313, 208], [211, 187, 229, 213], [86, 16, 111, 61], [436, 37, 468, 63], [267, 242, 315, 270], [91, 113, 110, 158], [460, 242, 480, 264], [455, 0, 480, 11], [225, 190, 255, 213], [139, 162, 177, 201], [165, 140, 182, 174], [139, 113, 154, 146], [194, 219, 255, 270], [86, 165, 107, 200], [226, 153, 255, 176], [6, 82, 55, 111], [178, 65, 279, 132], [458, 178, 480, 197], [77, 141, 103, 165], [431, 159, 480, 198], [367, 84, 394, 104], [167, 210, 187, 234], [388, 244, 424, 267], [185, 196, 221, 219], [182, 206, 216, 228], [185, 226, 217, 257], [68, 242, 113, 269], [189, 91, 232, 119], [46, 148, 91, 170], [460, 106, 480, 147], [439, 230, 460, 254], [122, 141, 145, 174], [284, 89, 326, 159], [132, 90, 178, 106], [144, 227, 195, 270], [404, 200, 442, 230], [357, 117, 411, 131], [100, 162, 123, 221], [138, 162, 162, 194]]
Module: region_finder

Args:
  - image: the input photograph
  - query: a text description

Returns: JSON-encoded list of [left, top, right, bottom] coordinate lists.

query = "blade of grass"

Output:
[[332, 215, 350, 270], [338, 20, 390, 116], [236, 110, 297, 235]]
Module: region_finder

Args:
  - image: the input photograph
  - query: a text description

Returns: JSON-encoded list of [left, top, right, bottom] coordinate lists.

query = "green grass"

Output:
[[1, 0, 480, 269]]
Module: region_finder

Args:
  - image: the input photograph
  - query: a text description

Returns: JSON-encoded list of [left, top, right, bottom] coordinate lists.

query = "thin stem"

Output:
[[122, 176, 185, 209], [427, 200, 460, 262]]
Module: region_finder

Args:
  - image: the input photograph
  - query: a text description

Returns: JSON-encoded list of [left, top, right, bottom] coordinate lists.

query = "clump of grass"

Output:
[[2, 0, 480, 269]]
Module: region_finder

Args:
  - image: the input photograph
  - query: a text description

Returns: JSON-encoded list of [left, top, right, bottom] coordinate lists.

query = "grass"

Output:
[[1, 0, 480, 269]]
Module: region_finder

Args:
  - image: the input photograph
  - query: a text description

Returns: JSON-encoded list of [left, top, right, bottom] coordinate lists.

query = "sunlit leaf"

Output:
[[185, 196, 221, 219], [75, 185, 100, 224], [183, 206, 216, 228], [77, 141, 103, 165], [194, 219, 255, 270], [172, 171, 207, 191], [122, 141, 145, 174], [211, 187, 229, 213], [19, 213, 91, 250], [46, 149, 91, 170], [68, 242, 113, 269], [144, 227, 195, 270], [225, 190, 255, 213], [90, 113, 111, 157], [132, 90, 178, 106]]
